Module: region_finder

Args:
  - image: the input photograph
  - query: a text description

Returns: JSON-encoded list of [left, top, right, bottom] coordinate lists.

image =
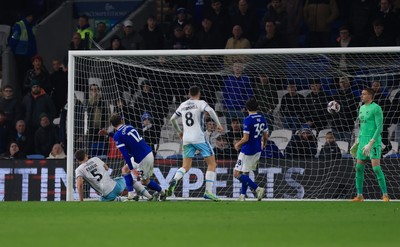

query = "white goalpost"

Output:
[[67, 47, 400, 202]]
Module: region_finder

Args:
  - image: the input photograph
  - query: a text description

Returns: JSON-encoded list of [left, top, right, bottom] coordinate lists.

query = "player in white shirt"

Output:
[[75, 149, 149, 202], [167, 85, 223, 201]]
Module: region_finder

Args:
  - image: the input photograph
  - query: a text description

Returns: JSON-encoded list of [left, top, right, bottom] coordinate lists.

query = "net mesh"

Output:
[[67, 49, 400, 201]]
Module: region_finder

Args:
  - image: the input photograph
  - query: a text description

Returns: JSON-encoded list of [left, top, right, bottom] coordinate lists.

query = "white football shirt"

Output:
[[75, 157, 116, 196], [174, 99, 212, 145]]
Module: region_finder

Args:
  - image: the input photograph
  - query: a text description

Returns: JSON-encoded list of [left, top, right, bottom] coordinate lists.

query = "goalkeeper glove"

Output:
[[350, 141, 359, 158], [362, 139, 375, 157]]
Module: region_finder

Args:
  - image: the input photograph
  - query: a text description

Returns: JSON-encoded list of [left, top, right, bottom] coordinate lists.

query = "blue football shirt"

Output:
[[113, 124, 152, 169], [241, 113, 268, 155]]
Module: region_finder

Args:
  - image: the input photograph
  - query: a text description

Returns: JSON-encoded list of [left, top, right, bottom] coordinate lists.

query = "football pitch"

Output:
[[0, 201, 399, 247]]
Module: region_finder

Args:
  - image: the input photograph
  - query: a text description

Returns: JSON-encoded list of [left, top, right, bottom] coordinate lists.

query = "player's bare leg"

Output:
[[166, 158, 192, 197]]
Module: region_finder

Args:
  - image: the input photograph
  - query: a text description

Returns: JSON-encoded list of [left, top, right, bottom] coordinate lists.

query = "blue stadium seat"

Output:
[[26, 154, 45, 159]]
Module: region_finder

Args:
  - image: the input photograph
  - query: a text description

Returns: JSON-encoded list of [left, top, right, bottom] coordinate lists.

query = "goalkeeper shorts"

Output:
[[356, 136, 382, 160]]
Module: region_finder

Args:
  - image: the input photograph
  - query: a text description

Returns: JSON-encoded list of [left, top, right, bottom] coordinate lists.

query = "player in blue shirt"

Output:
[[234, 98, 268, 201], [110, 114, 166, 201]]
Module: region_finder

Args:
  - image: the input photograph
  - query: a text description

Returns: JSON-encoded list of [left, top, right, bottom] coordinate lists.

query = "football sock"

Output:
[[123, 173, 134, 192], [147, 180, 162, 192], [205, 171, 216, 193], [355, 163, 365, 195], [238, 174, 258, 190], [133, 181, 152, 199], [173, 167, 186, 182], [373, 165, 388, 194]]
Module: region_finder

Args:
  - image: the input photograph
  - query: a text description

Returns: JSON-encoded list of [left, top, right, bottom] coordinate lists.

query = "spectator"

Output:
[[285, 0, 304, 47], [47, 143, 66, 159], [348, 0, 376, 47], [261, 139, 284, 159], [225, 25, 251, 49], [85, 84, 110, 156], [121, 20, 144, 50], [285, 128, 318, 159], [303, 0, 339, 47], [21, 80, 57, 136], [140, 16, 165, 50], [141, 112, 159, 154], [76, 14, 93, 49], [213, 135, 237, 160], [205, 119, 220, 148], [23, 55, 50, 95], [69, 32, 86, 50], [304, 80, 331, 132], [261, 0, 288, 36], [193, 17, 225, 49], [182, 23, 196, 49], [8, 11, 37, 97], [226, 117, 243, 146], [133, 79, 164, 132], [49, 59, 68, 114], [255, 20, 287, 48], [167, 7, 192, 41], [206, 0, 232, 40], [0, 85, 22, 125], [0, 111, 12, 154], [93, 21, 107, 43], [222, 62, 253, 119], [252, 75, 279, 131], [113, 98, 134, 126], [373, 0, 399, 44], [371, 80, 393, 155], [335, 26, 357, 47], [230, 0, 259, 44], [330, 77, 358, 143], [280, 83, 306, 133], [319, 131, 341, 159], [167, 25, 187, 49], [9, 119, 34, 155], [107, 35, 125, 50], [34, 113, 59, 157], [366, 19, 394, 46], [1, 142, 26, 159]]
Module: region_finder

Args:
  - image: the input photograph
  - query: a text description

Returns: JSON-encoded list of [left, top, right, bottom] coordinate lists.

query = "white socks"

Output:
[[205, 171, 216, 193], [173, 167, 186, 182], [133, 181, 152, 199]]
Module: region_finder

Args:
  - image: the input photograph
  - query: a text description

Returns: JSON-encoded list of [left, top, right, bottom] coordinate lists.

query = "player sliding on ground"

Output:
[[75, 149, 151, 202], [108, 114, 166, 201], [349, 88, 389, 202], [233, 98, 267, 201], [167, 85, 223, 201]]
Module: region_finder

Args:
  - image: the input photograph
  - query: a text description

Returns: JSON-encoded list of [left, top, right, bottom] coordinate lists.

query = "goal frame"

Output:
[[67, 47, 400, 201]]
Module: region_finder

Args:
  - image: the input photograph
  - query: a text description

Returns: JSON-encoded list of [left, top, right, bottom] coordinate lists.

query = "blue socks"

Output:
[[123, 174, 134, 192], [147, 180, 162, 192], [238, 174, 258, 191]]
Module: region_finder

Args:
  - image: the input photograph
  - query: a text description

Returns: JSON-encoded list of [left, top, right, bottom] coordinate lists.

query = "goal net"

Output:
[[66, 48, 400, 201]]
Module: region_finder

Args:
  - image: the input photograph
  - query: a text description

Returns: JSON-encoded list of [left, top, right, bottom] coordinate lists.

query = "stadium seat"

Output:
[[156, 142, 181, 159], [389, 88, 400, 102], [317, 128, 332, 142], [383, 141, 399, 158], [26, 154, 45, 159], [336, 141, 349, 154], [269, 129, 292, 144]]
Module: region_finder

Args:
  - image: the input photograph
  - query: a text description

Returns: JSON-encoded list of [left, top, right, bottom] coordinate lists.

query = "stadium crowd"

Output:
[[1, 0, 400, 160]]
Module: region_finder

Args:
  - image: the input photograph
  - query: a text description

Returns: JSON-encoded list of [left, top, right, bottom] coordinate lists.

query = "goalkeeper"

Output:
[[350, 88, 389, 202]]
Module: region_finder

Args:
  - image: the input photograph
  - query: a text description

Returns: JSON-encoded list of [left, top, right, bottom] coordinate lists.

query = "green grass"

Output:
[[0, 201, 399, 247]]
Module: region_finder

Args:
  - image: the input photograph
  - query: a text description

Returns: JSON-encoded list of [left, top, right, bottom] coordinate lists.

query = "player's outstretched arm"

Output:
[[170, 114, 182, 136], [77, 176, 84, 202]]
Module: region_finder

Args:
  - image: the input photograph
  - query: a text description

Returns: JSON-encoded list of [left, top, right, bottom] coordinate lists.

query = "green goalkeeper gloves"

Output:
[[350, 141, 359, 158], [362, 139, 375, 157]]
